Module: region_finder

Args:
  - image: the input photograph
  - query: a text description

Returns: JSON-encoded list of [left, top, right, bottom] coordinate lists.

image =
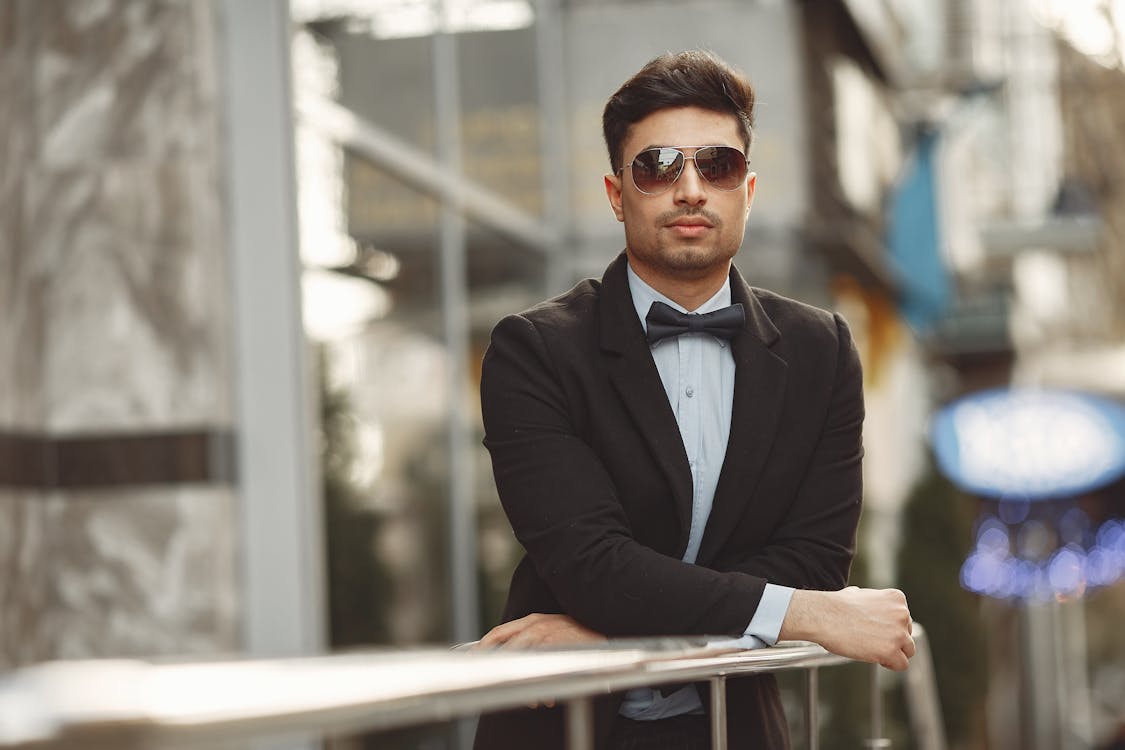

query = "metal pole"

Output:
[[221, 3, 323, 748], [805, 667, 819, 750], [432, 0, 478, 651], [1024, 602, 1060, 750], [1055, 598, 1093, 750], [432, 4, 479, 748], [533, 0, 573, 295], [904, 623, 947, 750], [865, 664, 892, 749], [566, 697, 595, 750], [710, 676, 729, 750]]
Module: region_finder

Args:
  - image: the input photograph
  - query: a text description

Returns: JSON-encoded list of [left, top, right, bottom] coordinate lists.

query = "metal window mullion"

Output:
[[533, 0, 572, 293], [432, 0, 478, 650], [433, 9, 478, 748]]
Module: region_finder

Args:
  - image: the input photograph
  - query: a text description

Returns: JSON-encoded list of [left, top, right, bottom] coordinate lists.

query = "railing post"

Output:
[[566, 696, 594, 750], [710, 676, 729, 750], [903, 624, 947, 750], [864, 664, 892, 749], [805, 667, 819, 750]]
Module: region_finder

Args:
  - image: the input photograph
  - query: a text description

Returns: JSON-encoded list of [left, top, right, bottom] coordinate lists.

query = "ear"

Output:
[[745, 172, 758, 216], [604, 173, 625, 222]]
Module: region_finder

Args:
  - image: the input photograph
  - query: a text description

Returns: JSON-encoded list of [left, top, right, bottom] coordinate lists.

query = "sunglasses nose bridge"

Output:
[[675, 153, 709, 195], [684, 153, 710, 182], [664, 149, 688, 186]]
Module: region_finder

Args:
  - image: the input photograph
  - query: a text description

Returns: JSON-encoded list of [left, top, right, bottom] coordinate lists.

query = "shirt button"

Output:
[[685, 386, 695, 398]]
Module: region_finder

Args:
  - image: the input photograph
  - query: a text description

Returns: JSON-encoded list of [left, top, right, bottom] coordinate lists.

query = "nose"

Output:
[[672, 155, 707, 206]]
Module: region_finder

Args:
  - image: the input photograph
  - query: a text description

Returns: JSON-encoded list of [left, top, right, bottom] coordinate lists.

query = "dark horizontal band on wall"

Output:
[[0, 430, 237, 489]]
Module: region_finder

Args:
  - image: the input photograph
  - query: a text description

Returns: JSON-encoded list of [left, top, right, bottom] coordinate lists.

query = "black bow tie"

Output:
[[645, 301, 745, 344]]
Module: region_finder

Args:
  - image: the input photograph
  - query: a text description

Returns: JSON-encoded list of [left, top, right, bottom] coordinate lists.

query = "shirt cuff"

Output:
[[744, 584, 794, 646]]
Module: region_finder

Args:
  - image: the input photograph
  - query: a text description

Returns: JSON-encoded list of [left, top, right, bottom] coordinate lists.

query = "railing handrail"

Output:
[[0, 624, 942, 750]]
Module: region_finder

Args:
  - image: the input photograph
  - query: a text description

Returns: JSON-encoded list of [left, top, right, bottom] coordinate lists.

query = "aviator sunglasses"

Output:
[[618, 145, 750, 195]]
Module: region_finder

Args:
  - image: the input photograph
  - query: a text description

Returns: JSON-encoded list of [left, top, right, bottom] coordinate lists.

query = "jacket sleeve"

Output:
[[481, 312, 767, 637], [711, 313, 864, 592]]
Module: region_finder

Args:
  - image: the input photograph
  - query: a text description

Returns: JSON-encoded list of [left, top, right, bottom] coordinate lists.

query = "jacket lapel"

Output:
[[599, 254, 695, 544], [696, 267, 788, 565]]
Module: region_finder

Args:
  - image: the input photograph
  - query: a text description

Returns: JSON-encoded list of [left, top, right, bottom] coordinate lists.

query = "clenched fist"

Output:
[[780, 587, 915, 671]]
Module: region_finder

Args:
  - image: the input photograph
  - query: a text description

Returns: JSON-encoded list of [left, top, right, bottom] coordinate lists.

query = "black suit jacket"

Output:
[[474, 252, 864, 749]]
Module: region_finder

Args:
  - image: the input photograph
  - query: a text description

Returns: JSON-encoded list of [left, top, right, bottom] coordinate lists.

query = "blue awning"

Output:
[[887, 130, 950, 331]]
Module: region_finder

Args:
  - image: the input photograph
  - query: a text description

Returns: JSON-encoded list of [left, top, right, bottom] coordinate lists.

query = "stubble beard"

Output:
[[628, 209, 738, 280]]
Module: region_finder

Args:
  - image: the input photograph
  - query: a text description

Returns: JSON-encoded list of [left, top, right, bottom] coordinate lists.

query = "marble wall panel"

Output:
[[16, 0, 234, 433], [0, 487, 240, 667], [1, 0, 244, 669], [0, 2, 46, 431], [34, 0, 209, 166], [30, 157, 233, 433], [0, 491, 48, 666]]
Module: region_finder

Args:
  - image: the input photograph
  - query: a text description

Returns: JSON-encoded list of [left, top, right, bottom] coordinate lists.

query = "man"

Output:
[[473, 50, 914, 749]]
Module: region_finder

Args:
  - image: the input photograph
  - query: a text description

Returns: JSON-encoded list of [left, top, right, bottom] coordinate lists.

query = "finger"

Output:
[[885, 651, 909, 672], [904, 636, 917, 659], [480, 623, 529, 648], [477, 628, 511, 649], [501, 625, 544, 649], [525, 700, 556, 710], [479, 615, 539, 648], [879, 657, 899, 672]]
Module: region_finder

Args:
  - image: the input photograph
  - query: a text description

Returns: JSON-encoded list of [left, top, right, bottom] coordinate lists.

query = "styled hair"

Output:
[[602, 50, 756, 173]]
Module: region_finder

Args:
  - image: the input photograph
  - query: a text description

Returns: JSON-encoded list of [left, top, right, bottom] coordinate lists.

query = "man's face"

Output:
[[604, 106, 757, 283]]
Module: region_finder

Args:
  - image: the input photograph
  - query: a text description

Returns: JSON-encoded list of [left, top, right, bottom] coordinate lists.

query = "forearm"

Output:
[[521, 525, 767, 636]]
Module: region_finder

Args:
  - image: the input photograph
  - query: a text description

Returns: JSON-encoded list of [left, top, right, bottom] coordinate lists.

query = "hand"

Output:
[[474, 614, 606, 709], [475, 613, 607, 650], [780, 587, 915, 671]]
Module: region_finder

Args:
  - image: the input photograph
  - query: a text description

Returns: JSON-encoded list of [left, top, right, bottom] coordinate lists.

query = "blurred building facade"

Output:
[[911, 1, 1125, 748]]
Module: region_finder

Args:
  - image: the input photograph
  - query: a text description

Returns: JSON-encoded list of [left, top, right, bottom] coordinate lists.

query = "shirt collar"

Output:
[[626, 261, 733, 335]]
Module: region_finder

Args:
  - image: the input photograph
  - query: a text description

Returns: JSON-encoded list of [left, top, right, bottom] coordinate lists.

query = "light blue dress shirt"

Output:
[[619, 264, 795, 720]]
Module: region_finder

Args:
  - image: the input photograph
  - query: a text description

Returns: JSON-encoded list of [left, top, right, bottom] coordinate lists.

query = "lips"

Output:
[[666, 217, 714, 238], [667, 217, 714, 229]]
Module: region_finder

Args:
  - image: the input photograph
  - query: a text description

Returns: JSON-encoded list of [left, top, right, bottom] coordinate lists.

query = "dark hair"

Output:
[[602, 50, 756, 173]]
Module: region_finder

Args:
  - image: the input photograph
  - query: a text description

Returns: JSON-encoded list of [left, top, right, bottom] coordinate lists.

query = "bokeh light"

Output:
[[962, 510, 1125, 599]]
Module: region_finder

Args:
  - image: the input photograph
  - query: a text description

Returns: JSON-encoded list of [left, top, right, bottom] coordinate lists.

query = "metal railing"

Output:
[[0, 624, 943, 750]]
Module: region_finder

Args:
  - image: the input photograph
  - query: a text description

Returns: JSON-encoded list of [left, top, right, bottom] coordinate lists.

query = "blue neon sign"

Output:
[[930, 388, 1125, 500]]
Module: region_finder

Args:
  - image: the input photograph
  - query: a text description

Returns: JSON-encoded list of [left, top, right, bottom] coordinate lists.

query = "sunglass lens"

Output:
[[632, 148, 684, 194], [695, 147, 747, 190]]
